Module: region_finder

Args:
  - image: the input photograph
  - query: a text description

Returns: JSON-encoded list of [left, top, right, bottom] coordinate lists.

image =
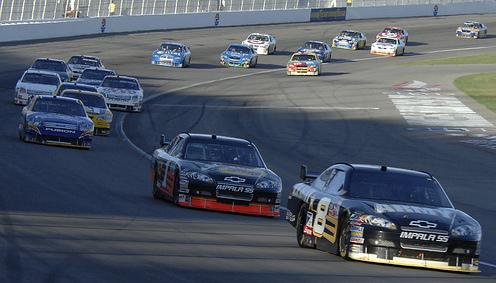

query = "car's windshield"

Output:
[[184, 141, 264, 168], [303, 42, 324, 50], [101, 78, 139, 90], [32, 98, 86, 117], [62, 92, 107, 108], [32, 60, 66, 72], [227, 45, 251, 54], [463, 23, 477, 28], [160, 44, 182, 52], [22, 73, 59, 85], [384, 28, 401, 34], [248, 34, 269, 41], [377, 38, 397, 44], [81, 69, 115, 80], [341, 31, 359, 38], [68, 56, 100, 67], [56, 84, 98, 96], [291, 54, 317, 61], [348, 171, 452, 208]]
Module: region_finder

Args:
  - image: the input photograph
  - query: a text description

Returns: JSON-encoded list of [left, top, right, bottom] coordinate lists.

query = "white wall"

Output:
[[346, 2, 496, 20], [0, 9, 311, 43]]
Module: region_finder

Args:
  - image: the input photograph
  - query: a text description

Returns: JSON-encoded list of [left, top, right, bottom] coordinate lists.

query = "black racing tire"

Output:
[[296, 204, 315, 248], [172, 170, 180, 204], [152, 167, 161, 200], [273, 45, 277, 54], [338, 217, 351, 258]]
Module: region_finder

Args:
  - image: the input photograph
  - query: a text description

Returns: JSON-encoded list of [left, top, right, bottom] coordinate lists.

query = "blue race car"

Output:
[[18, 95, 94, 149], [151, 42, 191, 68], [297, 41, 332, 62], [332, 30, 367, 50], [220, 44, 258, 68]]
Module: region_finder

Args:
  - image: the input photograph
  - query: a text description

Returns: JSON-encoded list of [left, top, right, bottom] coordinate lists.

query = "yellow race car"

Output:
[[60, 89, 113, 135]]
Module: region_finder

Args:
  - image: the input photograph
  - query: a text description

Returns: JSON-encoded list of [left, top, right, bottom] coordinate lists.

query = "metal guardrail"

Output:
[[0, 0, 494, 22]]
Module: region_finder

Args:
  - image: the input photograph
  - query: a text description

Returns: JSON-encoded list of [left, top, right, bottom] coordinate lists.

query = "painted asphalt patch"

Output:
[[389, 81, 493, 128]]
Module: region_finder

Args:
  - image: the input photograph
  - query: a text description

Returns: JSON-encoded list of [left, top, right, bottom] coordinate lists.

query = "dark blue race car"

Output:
[[18, 95, 94, 149], [297, 41, 332, 63], [151, 42, 191, 68], [220, 44, 258, 68]]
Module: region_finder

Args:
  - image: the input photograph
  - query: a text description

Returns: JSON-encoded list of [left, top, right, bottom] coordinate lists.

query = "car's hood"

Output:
[[373, 42, 396, 48], [243, 39, 268, 45], [183, 161, 278, 185], [99, 87, 141, 96], [84, 106, 107, 115], [222, 51, 252, 59], [297, 48, 323, 54], [153, 50, 182, 57], [27, 112, 87, 125], [364, 201, 456, 231], [68, 64, 91, 71], [77, 78, 102, 86], [17, 82, 57, 92], [335, 36, 354, 41], [288, 60, 318, 66], [378, 32, 401, 38]]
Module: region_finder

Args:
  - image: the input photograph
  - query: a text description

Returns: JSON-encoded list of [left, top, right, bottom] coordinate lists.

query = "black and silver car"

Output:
[[151, 133, 281, 217], [67, 55, 104, 80], [286, 163, 481, 272], [30, 58, 71, 82]]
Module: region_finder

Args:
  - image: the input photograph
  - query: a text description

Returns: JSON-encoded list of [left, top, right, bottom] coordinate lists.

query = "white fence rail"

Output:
[[0, 0, 335, 22]]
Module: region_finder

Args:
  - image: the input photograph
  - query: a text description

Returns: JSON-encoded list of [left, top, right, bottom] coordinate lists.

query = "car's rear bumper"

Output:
[[177, 194, 280, 217]]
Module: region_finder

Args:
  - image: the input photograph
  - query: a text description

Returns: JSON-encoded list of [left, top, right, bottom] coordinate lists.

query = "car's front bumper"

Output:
[[287, 70, 319, 76], [346, 226, 480, 272], [456, 31, 478, 38], [220, 59, 251, 68], [106, 99, 142, 112], [23, 127, 92, 149], [370, 49, 397, 56], [177, 194, 280, 217], [151, 59, 183, 67]]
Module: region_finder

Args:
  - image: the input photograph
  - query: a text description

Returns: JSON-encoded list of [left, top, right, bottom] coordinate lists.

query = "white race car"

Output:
[[14, 70, 61, 105], [456, 21, 488, 39], [242, 33, 277, 55], [98, 75, 143, 112], [370, 37, 405, 57], [67, 55, 104, 80]]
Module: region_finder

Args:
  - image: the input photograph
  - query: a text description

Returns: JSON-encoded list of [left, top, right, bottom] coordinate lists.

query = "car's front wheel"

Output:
[[338, 217, 351, 258], [296, 204, 315, 248]]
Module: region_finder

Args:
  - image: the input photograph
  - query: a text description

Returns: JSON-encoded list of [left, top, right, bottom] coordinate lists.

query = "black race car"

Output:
[[286, 163, 481, 272], [151, 133, 281, 217]]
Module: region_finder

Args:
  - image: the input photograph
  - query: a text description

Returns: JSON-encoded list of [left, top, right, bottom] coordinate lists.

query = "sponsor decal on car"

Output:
[[399, 231, 449, 242], [409, 220, 437, 229], [224, 176, 246, 183], [350, 225, 364, 233], [45, 128, 76, 134], [216, 184, 254, 194], [350, 236, 365, 244]]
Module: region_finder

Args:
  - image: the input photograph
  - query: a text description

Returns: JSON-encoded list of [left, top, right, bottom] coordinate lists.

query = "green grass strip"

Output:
[[454, 72, 496, 113], [408, 53, 496, 65]]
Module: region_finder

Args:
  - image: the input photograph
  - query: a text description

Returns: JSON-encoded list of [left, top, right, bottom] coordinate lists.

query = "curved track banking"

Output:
[[0, 14, 495, 283]]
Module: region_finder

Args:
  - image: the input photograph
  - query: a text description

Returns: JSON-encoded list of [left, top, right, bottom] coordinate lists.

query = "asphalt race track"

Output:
[[1, 14, 496, 283]]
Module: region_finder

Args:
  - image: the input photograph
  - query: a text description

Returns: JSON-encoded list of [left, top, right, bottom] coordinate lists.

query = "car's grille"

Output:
[[27, 90, 51, 96], [215, 183, 253, 202], [107, 95, 132, 101], [400, 243, 448, 253], [44, 122, 78, 130]]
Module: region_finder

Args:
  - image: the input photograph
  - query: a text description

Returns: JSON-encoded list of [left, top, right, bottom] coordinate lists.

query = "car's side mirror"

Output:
[[300, 164, 308, 181], [160, 134, 170, 147]]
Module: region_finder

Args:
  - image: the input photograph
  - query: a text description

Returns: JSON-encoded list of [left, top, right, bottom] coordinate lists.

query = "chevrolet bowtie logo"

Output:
[[224, 176, 246, 183], [409, 220, 437, 229]]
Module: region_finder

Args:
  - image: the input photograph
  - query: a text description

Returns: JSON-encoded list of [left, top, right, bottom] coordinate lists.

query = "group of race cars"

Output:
[[150, 21, 486, 77], [14, 55, 144, 148], [13, 19, 487, 273]]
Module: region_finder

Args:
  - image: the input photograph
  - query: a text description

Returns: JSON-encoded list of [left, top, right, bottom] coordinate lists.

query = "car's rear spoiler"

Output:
[[300, 164, 319, 181]]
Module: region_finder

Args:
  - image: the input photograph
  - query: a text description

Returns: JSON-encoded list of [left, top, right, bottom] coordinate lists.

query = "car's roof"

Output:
[[292, 52, 317, 57], [103, 75, 138, 81], [463, 21, 480, 24], [341, 30, 360, 33], [82, 67, 114, 73], [60, 89, 102, 97], [34, 58, 66, 63], [182, 133, 251, 145], [70, 55, 100, 60], [36, 95, 80, 103], [248, 32, 270, 36], [337, 163, 431, 178], [304, 40, 326, 44], [160, 41, 185, 46], [384, 26, 404, 30], [24, 69, 60, 76]]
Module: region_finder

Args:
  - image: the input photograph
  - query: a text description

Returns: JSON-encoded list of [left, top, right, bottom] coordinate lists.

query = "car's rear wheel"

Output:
[[338, 217, 351, 258], [296, 204, 315, 248], [172, 170, 180, 204]]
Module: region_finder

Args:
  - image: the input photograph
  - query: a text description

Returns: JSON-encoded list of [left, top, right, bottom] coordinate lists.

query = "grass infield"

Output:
[[455, 72, 496, 113]]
